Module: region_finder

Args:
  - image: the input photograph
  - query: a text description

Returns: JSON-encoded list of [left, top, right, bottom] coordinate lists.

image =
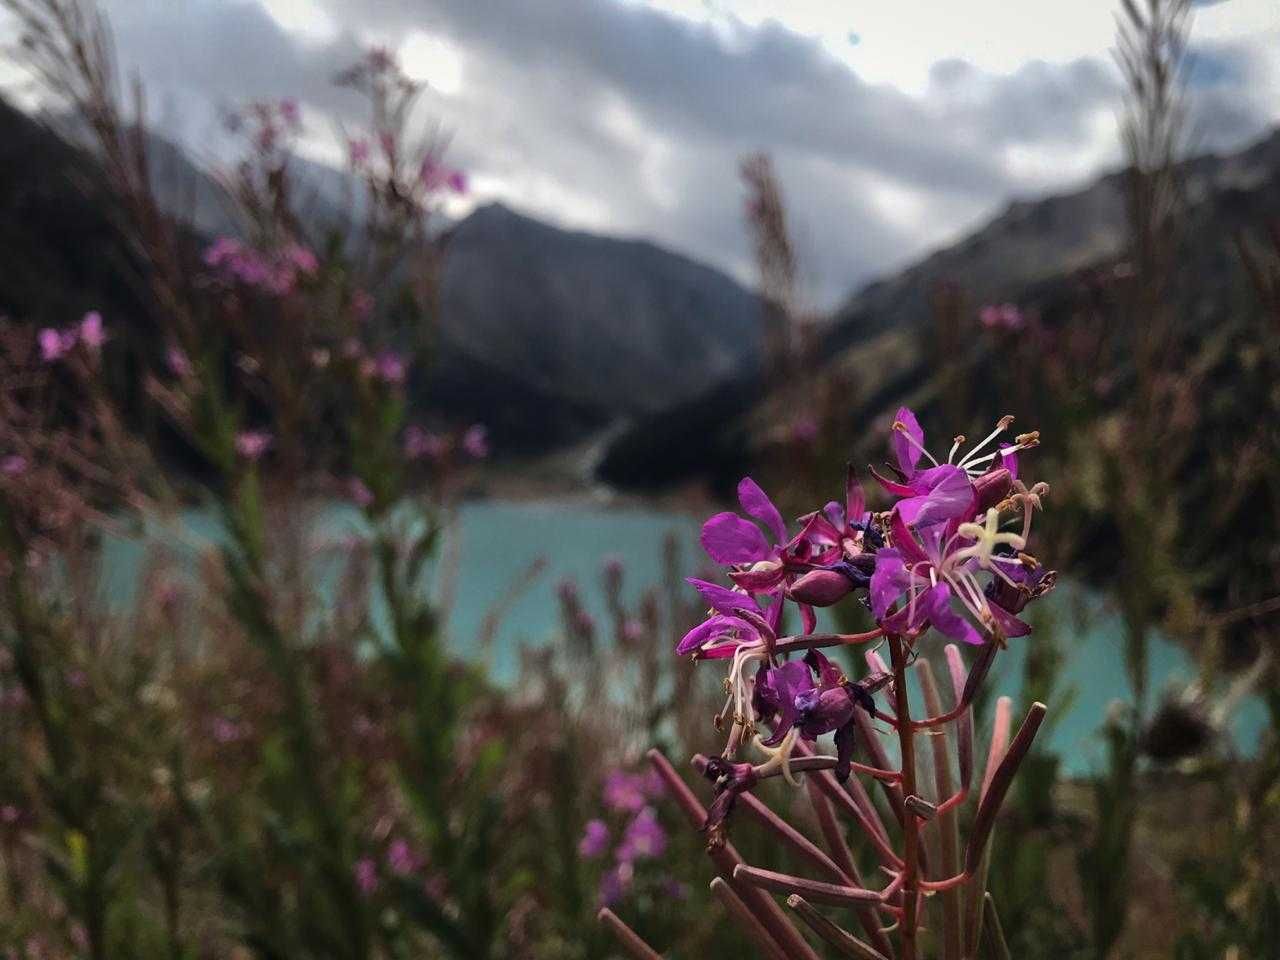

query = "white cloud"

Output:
[[61, 0, 1280, 306]]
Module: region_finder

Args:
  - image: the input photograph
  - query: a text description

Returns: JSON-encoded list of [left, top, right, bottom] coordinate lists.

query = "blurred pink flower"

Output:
[[622, 619, 644, 642], [348, 478, 374, 508], [374, 351, 407, 384], [348, 138, 370, 167], [211, 717, 244, 744], [38, 327, 75, 362], [354, 858, 379, 896], [462, 424, 489, 459], [0, 805, 21, 825], [0, 455, 27, 477], [578, 819, 609, 858], [386, 838, 419, 876], [979, 303, 1025, 331], [404, 426, 447, 461], [279, 98, 301, 126], [235, 430, 272, 461], [602, 771, 652, 814], [166, 345, 193, 378], [419, 157, 468, 194], [79, 311, 106, 350]]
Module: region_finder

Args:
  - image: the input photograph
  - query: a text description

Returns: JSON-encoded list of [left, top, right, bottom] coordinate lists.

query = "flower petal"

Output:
[[870, 549, 909, 619], [700, 511, 770, 565], [737, 477, 787, 544], [896, 465, 974, 527], [891, 406, 925, 478], [686, 578, 759, 616], [922, 584, 985, 645], [676, 614, 756, 655]]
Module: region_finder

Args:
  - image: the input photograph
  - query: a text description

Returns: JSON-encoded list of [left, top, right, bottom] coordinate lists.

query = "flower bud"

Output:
[[788, 569, 854, 607], [796, 686, 855, 736], [973, 467, 1013, 513]]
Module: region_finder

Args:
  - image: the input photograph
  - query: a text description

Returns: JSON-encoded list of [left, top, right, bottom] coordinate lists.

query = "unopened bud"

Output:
[[973, 467, 1013, 512], [788, 569, 855, 607]]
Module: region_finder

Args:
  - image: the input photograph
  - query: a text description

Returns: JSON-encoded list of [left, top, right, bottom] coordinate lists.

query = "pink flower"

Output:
[[279, 98, 300, 126], [354, 858, 379, 896], [166, 346, 193, 378], [211, 717, 244, 744], [578, 819, 609, 858], [602, 771, 649, 814], [348, 138, 370, 167], [348, 478, 374, 508], [386, 838, 418, 876], [462, 424, 489, 459], [419, 158, 468, 194], [234, 430, 272, 461], [283, 243, 319, 276], [979, 303, 1025, 331], [374, 351, 406, 384], [404, 426, 446, 461], [0, 455, 27, 477], [79, 311, 106, 350], [446, 169, 468, 194], [38, 327, 75, 362], [0, 805, 21, 825]]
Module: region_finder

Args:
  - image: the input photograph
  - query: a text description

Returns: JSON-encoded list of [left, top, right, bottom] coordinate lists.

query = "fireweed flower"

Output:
[[462, 424, 489, 459], [617, 807, 667, 861], [579, 819, 610, 858], [78, 311, 106, 350], [354, 858, 379, 896], [678, 408, 1055, 830], [234, 430, 272, 461]]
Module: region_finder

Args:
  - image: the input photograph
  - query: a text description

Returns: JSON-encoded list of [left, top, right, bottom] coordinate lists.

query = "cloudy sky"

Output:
[[15, 0, 1280, 305]]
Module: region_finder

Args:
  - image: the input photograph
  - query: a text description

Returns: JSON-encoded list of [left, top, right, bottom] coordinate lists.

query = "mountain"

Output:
[[438, 202, 759, 417], [0, 101, 762, 455], [599, 126, 1280, 491]]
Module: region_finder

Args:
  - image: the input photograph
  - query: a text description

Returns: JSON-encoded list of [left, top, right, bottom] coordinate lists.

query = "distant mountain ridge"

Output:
[[440, 202, 759, 416], [599, 125, 1280, 491], [1, 100, 763, 454]]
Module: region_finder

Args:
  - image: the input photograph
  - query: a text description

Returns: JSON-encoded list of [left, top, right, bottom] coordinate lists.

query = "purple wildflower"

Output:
[[354, 858, 378, 896], [578, 819, 610, 858], [38, 327, 74, 362], [0, 455, 27, 477], [602, 771, 649, 814], [462, 424, 489, 459], [617, 806, 667, 861], [234, 430, 272, 462], [373, 351, 406, 384], [166, 345, 193, 378], [348, 478, 374, 509], [386, 838, 418, 876], [78, 311, 106, 350]]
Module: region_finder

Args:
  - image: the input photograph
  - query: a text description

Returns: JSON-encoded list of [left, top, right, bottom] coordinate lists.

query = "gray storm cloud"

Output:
[[98, 0, 1275, 305]]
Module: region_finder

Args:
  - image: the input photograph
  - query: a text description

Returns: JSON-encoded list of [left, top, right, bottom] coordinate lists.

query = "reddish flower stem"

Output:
[[888, 633, 921, 960], [709, 878, 790, 960], [597, 908, 663, 960], [772, 627, 885, 655]]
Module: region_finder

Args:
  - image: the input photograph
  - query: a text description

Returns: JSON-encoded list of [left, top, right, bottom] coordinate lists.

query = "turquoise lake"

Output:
[[101, 499, 1264, 777]]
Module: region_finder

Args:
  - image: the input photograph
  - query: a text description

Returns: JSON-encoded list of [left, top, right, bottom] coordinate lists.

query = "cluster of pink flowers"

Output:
[[353, 836, 425, 897], [37, 311, 106, 362], [579, 769, 671, 906], [402, 423, 489, 462], [979, 302, 1026, 331], [203, 238, 319, 296], [418, 157, 469, 195]]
